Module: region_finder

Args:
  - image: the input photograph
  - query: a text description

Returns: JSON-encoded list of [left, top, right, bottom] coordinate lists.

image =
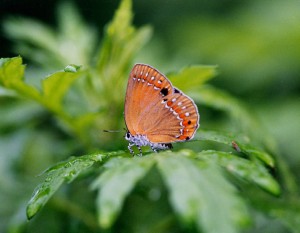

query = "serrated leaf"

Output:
[[91, 156, 154, 228], [73, 0, 152, 142], [3, 3, 96, 68], [95, 0, 152, 84], [156, 152, 249, 233], [196, 129, 275, 167], [3, 18, 57, 52], [0, 57, 41, 100], [26, 152, 123, 220], [197, 150, 280, 195], [191, 86, 278, 154], [168, 65, 217, 91], [0, 57, 24, 85], [0, 101, 43, 129], [261, 198, 300, 232], [42, 68, 82, 110], [0, 57, 10, 66], [0, 57, 89, 143], [0, 57, 82, 113], [106, 0, 133, 37], [57, 2, 97, 66]]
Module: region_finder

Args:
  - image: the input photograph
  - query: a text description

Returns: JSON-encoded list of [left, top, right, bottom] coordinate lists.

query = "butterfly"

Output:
[[124, 64, 199, 155]]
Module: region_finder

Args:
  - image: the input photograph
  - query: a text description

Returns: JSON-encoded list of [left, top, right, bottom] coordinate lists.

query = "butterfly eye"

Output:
[[125, 132, 131, 139]]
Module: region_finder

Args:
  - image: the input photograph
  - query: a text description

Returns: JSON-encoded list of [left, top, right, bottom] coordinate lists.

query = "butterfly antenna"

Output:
[[103, 130, 122, 133]]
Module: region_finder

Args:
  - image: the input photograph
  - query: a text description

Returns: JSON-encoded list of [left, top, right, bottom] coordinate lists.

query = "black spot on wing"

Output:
[[160, 88, 169, 96], [174, 88, 180, 93]]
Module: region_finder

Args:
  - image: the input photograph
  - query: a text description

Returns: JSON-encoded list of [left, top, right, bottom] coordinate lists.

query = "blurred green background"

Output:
[[1, 0, 300, 232]]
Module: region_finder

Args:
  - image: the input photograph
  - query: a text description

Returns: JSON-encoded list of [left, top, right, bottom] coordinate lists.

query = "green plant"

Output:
[[1, 0, 299, 233]]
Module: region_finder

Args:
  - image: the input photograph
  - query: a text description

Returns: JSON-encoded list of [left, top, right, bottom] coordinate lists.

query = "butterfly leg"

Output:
[[128, 143, 134, 155], [150, 144, 158, 153], [137, 146, 143, 156]]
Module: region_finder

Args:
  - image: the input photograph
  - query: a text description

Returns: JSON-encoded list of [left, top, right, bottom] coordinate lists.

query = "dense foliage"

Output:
[[1, 0, 299, 233]]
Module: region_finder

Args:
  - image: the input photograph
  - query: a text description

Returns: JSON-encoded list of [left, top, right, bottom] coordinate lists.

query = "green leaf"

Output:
[[91, 156, 154, 228], [3, 17, 64, 68], [42, 68, 83, 110], [197, 150, 280, 195], [3, 3, 96, 68], [57, 2, 97, 66], [0, 57, 82, 114], [260, 198, 300, 232], [96, 0, 151, 69], [78, 0, 152, 143], [0, 57, 89, 145], [271, 206, 300, 232], [191, 86, 278, 154], [26, 151, 124, 220], [95, 0, 152, 94], [168, 65, 218, 91], [245, 185, 300, 233], [156, 152, 249, 233], [196, 129, 275, 167], [0, 57, 24, 85], [0, 57, 41, 100], [3, 18, 57, 53], [0, 101, 43, 129]]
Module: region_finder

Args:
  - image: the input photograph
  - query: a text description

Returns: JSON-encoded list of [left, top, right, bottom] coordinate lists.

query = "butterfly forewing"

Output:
[[125, 64, 172, 135], [125, 64, 199, 144]]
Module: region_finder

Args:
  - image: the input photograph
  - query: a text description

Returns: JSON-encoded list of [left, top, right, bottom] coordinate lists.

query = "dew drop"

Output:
[[45, 177, 52, 182], [64, 162, 72, 168], [148, 187, 161, 201], [64, 64, 81, 72]]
